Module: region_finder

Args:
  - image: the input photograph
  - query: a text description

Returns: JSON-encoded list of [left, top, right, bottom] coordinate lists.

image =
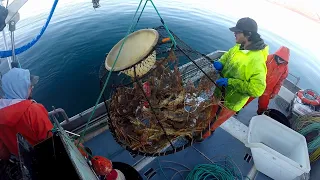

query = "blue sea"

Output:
[[1, 0, 320, 116]]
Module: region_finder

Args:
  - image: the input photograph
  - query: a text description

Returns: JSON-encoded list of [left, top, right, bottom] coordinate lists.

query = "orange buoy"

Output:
[[91, 156, 113, 176]]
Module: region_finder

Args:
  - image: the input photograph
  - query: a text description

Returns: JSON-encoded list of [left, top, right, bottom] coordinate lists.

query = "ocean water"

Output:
[[1, 0, 320, 116]]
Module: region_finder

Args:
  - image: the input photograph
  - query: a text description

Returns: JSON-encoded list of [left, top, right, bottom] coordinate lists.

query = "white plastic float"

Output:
[[105, 29, 159, 77]]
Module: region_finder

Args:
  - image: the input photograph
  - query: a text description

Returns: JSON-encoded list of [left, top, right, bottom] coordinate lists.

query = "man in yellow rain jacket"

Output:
[[203, 17, 268, 138]]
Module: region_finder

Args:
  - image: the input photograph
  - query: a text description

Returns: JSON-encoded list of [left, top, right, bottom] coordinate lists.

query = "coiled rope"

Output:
[[0, 0, 58, 58], [310, 147, 320, 163], [152, 146, 243, 180], [299, 123, 320, 154], [292, 112, 320, 162], [186, 164, 238, 180]]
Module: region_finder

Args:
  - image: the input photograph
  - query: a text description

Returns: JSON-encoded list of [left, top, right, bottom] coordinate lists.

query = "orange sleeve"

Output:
[[273, 67, 288, 95], [28, 103, 54, 142]]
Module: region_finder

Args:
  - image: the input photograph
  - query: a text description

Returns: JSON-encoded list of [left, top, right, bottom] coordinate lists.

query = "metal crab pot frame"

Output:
[[99, 26, 222, 156]]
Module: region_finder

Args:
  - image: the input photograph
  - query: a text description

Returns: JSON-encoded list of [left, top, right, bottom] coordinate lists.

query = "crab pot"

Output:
[[99, 26, 221, 156]]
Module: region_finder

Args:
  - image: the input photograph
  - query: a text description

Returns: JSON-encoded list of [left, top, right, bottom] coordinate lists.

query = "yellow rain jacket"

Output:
[[216, 44, 269, 111]]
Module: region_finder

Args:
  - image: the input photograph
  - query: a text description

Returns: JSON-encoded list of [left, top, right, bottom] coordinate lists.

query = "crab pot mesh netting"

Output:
[[99, 26, 222, 156]]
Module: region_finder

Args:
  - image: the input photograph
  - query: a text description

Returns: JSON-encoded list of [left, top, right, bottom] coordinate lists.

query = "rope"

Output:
[[131, 0, 148, 31], [291, 113, 320, 162], [130, 0, 176, 47], [310, 147, 320, 162], [291, 112, 320, 130], [0, 0, 59, 58], [154, 147, 243, 180], [299, 123, 320, 154], [149, 0, 176, 48], [185, 147, 243, 180], [77, 0, 146, 144], [185, 164, 239, 180]]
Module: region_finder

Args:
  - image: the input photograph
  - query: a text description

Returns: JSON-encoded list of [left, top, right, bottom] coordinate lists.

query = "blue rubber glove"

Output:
[[216, 78, 228, 87], [213, 61, 223, 71]]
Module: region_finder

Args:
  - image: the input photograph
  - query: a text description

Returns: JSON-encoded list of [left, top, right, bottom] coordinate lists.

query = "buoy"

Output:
[[91, 156, 112, 176]]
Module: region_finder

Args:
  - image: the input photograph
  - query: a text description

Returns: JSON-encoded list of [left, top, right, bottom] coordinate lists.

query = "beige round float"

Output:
[[105, 29, 159, 77]]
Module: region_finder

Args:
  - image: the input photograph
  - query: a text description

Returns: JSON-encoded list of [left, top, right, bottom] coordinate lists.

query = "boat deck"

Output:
[[84, 96, 290, 180]]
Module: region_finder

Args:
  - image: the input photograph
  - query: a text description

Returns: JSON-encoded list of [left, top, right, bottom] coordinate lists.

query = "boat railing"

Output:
[[206, 50, 226, 59], [288, 73, 300, 86], [57, 102, 108, 132], [48, 108, 70, 124], [283, 74, 301, 94]]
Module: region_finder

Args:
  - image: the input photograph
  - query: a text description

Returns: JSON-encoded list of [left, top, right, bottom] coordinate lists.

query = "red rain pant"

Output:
[[245, 94, 270, 115], [203, 104, 235, 139]]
